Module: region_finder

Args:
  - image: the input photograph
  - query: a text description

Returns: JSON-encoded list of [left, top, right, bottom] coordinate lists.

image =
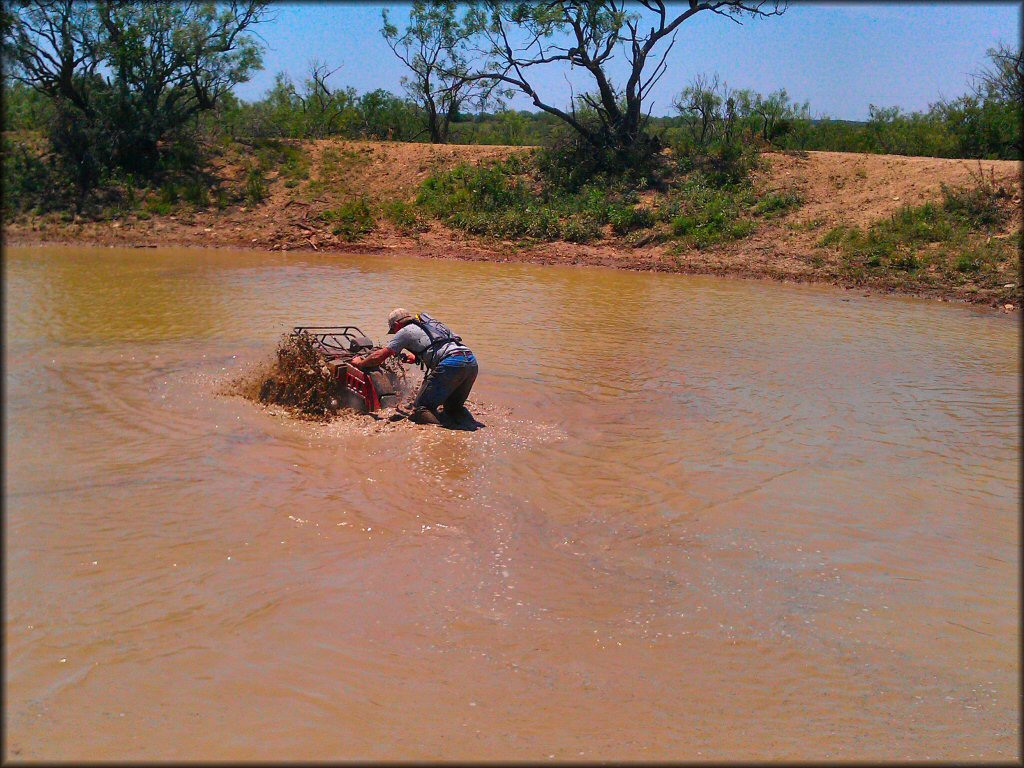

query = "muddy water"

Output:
[[4, 244, 1018, 761]]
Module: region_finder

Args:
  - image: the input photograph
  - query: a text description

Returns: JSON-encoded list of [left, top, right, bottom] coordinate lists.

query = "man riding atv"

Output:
[[350, 308, 478, 427]]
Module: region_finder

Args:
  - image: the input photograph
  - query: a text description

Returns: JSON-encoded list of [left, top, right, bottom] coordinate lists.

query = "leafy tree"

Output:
[[966, 42, 1022, 157], [4, 0, 268, 195], [1, 80, 55, 130], [381, 0, 490, 143], [296, 60, 358, 138], [494, 109, 529, 144], [353, 89, 423, 141], [460, 0, 785, 167], [3, 0, 103, 114], [249, 63, 359, 139], [751, 88, 807, 143], [673, 73, 725, 149]]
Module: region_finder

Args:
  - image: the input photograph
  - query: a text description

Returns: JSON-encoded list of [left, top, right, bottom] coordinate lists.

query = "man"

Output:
[[350, 308, 478, 426]]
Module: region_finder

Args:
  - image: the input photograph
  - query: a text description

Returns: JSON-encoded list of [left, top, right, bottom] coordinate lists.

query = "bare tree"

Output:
[[458, 0, 785, 160], [974, 42, 1023, 106], [381, 0, 490, 143], [301, 59, 351, 137], [3, 0, 104, 113]]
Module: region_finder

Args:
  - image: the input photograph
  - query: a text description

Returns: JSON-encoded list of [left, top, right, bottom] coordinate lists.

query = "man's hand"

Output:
[[350, 355, 364, 368], [401, 350, 416, 364]]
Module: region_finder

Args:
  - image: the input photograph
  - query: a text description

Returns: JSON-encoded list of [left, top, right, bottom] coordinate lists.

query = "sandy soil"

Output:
[[5, 140, 1021, 307]]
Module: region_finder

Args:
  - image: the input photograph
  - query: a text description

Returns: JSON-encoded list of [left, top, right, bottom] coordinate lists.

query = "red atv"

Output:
[[292, 326, 409, 414]]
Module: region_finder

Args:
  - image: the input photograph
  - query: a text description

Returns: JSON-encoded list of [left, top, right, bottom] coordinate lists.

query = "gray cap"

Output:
[[387, 307, 413, 332]]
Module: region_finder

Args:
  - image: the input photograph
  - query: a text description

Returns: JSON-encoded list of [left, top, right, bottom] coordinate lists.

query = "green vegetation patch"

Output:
[[817, 178, 1015, 288], [418, 157, 615, 243], [608, 204, 656, 234], [2, 134, 55, 218], [751, 189, 803, 218], [321, 197, 375, 240], [223, 138, 312, 205], [414, 148, 806, 249], [243, 165, 268, 205], [380, 200, 428, 234], [253, 139, 311, 182], [417, 156, 744, 246], [663, 176, 756, 248]]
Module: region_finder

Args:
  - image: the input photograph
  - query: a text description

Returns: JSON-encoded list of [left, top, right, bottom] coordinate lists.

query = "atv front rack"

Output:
[[291, 326, 373, 358]]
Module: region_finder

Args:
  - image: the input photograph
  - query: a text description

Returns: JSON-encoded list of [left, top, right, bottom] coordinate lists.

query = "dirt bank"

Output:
[[5, 140, 1020, 308]]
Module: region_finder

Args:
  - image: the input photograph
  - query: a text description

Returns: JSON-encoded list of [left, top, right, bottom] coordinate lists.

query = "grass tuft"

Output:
[[321, 197, 374, 241], [381, 200, 428, 234]]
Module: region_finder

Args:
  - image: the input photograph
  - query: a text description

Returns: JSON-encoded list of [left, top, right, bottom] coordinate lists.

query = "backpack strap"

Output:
[[408, 313, 463, 366]]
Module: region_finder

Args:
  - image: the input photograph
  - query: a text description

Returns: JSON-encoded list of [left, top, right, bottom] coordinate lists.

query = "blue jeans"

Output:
[[414, 354, 478, 417]]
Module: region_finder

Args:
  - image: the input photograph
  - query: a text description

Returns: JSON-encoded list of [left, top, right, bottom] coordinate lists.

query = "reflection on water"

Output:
[[4, 244, 1019, 760]]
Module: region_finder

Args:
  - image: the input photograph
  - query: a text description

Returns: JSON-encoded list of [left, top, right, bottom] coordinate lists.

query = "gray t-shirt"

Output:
[[386, 324, 471, 369]]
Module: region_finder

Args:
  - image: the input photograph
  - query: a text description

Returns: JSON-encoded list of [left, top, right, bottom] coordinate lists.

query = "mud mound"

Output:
[[227, 332, 340, 421]]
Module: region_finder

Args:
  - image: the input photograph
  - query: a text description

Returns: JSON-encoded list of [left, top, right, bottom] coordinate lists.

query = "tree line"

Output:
[[3, 0, 1020, 208]]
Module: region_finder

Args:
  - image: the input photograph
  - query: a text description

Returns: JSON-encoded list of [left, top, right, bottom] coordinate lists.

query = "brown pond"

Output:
[[4, 244, 1019, 761]]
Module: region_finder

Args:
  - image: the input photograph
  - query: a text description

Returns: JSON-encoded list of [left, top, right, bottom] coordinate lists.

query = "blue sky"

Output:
[[237, 2, 1020, 121]]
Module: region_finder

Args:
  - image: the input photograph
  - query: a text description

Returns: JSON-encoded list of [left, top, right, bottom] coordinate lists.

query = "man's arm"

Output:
[[351, 347, 417, 369], [350, 347, 394, 369]]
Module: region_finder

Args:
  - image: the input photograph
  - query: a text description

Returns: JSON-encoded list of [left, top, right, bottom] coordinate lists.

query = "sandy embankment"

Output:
[[5, 140, 1021, 307]]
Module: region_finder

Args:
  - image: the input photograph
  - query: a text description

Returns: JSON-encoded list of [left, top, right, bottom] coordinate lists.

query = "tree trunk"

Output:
[[428, 113, 443, 143]]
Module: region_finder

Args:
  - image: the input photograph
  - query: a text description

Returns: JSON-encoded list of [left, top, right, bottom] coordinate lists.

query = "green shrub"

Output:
[[158, 183, 179, 205], [672, 212, 755, 247], [244, 166, 268, 205], [144, 196, 175, 215], [2, 137, 56, 217], [536, 130, 662, 192], [322, 198, 374, 241], [890, 252, 920, 271], [608, 204, 655, 234], [941, 178, 1007, 229], [512, 208, 550, 239], [182, 177, 210, 207], [818, 225, 853, 248], [213, 188, 230, 210], [120, 173, 138, 212], [886, 203, 953, 242], [250, 138, 310, 180], [279, 144, 311, 181], [417, 159, 533, 218], [955, 253, 981, 272], [560, 213, 602, 243], [417, 158, 616, 242], [669, 176, 758, 248], [677, 142, 762, 188], [381, 200, 427, 233], [415, 151, 780, 248]]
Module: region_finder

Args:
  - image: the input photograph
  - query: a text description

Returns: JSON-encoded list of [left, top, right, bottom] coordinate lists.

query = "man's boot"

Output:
[[409, 406, 443, 425], [443, 404, 472, 424]]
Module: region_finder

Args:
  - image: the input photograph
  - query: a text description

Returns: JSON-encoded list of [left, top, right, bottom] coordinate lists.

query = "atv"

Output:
[[291, 326, 409, 414]]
